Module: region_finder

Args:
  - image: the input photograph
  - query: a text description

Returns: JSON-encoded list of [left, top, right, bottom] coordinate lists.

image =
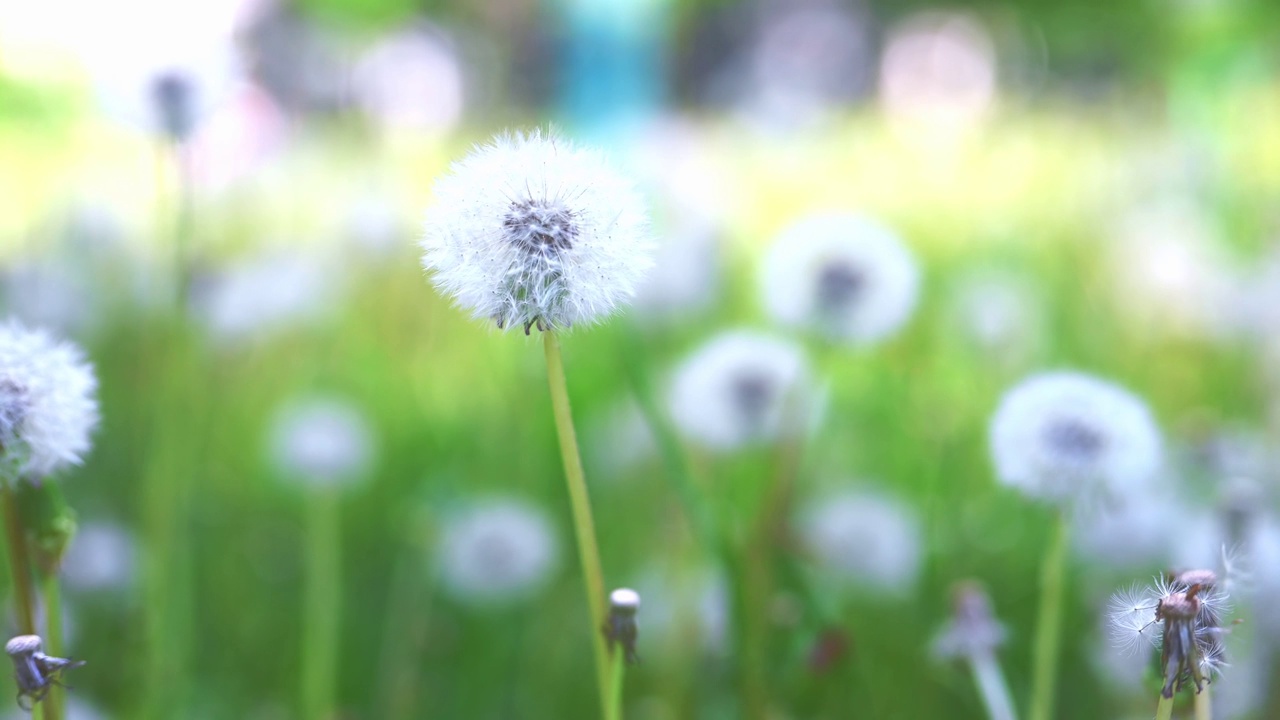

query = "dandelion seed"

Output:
[[989, 372, 1162, 505], [268, 397, 376, 490], [666, 330, 813, 451], [421, 130, 653, 333], [760, 213, 919, 346], [0, 321, 99, 480], [436, 498, 560, 605], [797, 490, 921, 594]]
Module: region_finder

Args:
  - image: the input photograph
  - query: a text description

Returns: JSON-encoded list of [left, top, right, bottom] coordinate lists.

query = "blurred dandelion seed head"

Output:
[[269, 398, 375, 489], [437, 498, 559, 605], [0, 321, 99, 479], [798, 490, 922, 594], [990, 372, 1162, 505], [932, 581, 1006, 660], [761, 213, 919, 346], [421, 130, 653, 332], [667, 330, 812, 451], [61, 521, 139, 593]]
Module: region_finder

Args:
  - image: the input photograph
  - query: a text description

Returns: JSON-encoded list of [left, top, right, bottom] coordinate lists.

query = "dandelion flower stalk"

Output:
[[603, 588, 640, 720], [1155, 694, 1174, 720], [39, 571, 65, 720], [1028, 515, 1068, 720], [1194, 686, 1211, 720], [302, 487, 341, 720], [0, 481, 37, 634], [545, 331, 611, 716]]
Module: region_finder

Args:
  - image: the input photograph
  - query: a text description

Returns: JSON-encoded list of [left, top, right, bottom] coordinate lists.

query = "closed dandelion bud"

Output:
[[760, 213, 919, 346], [421, 130, 654, 333], [667, 330, 813, 451], [0, 321, 99, 480], [989, 372, 1162, 505], [436, 498, 560, 605], [797, 490, 922, 595], [268, 397, 376, 489], [605, 588, 641, 664]]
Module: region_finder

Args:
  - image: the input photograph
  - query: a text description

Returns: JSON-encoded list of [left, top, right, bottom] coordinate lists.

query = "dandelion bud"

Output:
[[421, 130, 653, 333], [0, 321, 99, 480], [989, 371, 1161, 505], [760, 213, 919, 346], [268, 397, 376, 490], [667, 330, 813, 451], [437, 498, 560, 605], [605, 588, 641, 664]]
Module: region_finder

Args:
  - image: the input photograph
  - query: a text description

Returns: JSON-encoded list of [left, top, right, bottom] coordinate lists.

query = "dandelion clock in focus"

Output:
[[989, 371, 1162, 507], [420, 130, 653, 332], [667, 330, 814, 452], [436, 498, 560, 606], [760, 213, 920, 347]]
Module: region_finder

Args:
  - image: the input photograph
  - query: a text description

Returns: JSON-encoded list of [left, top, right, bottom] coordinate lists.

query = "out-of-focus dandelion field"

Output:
[[2, 0, 1280, 718]]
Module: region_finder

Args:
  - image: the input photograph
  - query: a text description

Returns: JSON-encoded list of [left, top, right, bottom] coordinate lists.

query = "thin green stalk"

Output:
[[970, 651, 1017, 720], [302, 487, 342, 720], [1028, 514, 1069, 720], [605, 652, 625, 720], [0, 482, 36, 634], [40, 573, 64, 720], [1194, 687, 1211, 720], [1155, 693, 1175, 720], [542, 331, 610, 718]]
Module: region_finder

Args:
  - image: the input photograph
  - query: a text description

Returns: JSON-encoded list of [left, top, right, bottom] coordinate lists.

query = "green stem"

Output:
[[543, 331, 610, 719], [302, 487, 342, 720], [1028, 514, 1069, 720], [40, 572, 64, 720], [0, 482, 36, 634], [1194, 686, 1211, 720], [970, 651, 1017, 720], [1155, 693, 1175, 720], [605, 652, 626, 720]]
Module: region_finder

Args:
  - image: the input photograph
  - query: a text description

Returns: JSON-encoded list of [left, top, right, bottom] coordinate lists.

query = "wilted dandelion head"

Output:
[[761, 213, 919, 345], [932, 581, 1006, 660], [797, 490, 922, 594], [0, 321, 99, 479], [667, 330, 812, 451], [437, 498, 559, 605], [421, 130, 653, 333], [268, 397, 375, 489], [989, 372, 1162, 505], [60, 521, 139, 593], [1106, 571, 1231, 697]]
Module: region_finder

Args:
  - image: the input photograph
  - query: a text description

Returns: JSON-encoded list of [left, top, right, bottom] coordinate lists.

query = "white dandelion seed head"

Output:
[[1072, 493, 1189, 571], [0, 321, 99, 479], [436, 498, 559, 605], [989, 372, 1163, 505], [797, 490, 922, 595], [421, 130, 654, 332], [190, 250, 341, 346], [760, 213, 919, 346], [268, 397, 375, 489], [630, 221, 721, 324], [60, 521, 139, 593], [666, 330, 813, 451]]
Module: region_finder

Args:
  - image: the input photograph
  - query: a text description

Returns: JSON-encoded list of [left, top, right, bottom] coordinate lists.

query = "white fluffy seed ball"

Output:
[[421, 130, 654, 332], [437, 498, 560, 605], [0, 320, 99, 479], [989, 372, 1162, 505], [268, 397, 375, 489], [797, 490, 923, 595], [760, 213, 920, 346]]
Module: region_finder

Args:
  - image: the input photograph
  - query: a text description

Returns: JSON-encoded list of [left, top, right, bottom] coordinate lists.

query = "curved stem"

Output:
[[302, 487, 342, 720], [1028, 514, 1069, 720], [543, 331, 610, 718], [40, 573, 64, 720], [0, 482, 36, 634], [605, 651, 626, 720]]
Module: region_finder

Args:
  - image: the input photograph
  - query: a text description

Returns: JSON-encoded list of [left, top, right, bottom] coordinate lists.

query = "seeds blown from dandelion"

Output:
[[437, 498, 560, 605], [1107, 569, 1231, 698], [989, 371, 1162, 505], [760, 213, 919, 346], [421, 130, 654, 333], [667, 330, 813, 451], [0, 321, 99, 480]]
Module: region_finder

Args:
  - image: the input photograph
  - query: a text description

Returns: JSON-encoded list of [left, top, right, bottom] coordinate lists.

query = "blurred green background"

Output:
[[1, 0, 1279, 718]]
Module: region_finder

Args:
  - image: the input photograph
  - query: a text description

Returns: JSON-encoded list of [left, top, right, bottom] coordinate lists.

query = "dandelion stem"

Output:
[[0, 481, 37, 635], [40, 572, 64, 720], [543, 331, 610, 718], [302, 487, 342, 720], [970, 651, 1017, 720], [1028, 513, 1069, 720], [1155, 693, 1175, 720], [1194, 687, 1211, 720], [605, 650, 626, 720]]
